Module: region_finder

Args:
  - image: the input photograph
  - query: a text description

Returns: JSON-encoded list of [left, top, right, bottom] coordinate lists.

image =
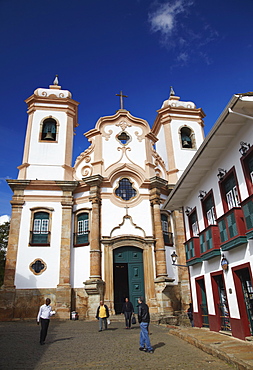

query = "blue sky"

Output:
[[1, 0, 253, 218]]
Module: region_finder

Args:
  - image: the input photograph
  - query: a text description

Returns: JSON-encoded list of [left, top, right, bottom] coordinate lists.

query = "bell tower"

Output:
[[152, 87, 205, 184], [18, 77, 79, 181]]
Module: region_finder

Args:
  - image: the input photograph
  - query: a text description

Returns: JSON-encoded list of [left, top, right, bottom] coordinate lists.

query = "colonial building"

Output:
[[164, 92, 253, 340], [0, 80, 205, 320]]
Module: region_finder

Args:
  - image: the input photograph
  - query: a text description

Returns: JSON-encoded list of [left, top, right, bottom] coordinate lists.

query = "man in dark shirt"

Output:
[[121, 297, 134, 329], [137, 297, 153, 353]]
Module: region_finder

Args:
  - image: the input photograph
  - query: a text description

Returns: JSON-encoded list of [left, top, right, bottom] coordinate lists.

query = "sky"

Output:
[[1, 0, 253, 217]]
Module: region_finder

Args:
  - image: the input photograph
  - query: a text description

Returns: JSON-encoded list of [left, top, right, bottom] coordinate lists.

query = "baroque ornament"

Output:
[[116, 121, 132, 131]]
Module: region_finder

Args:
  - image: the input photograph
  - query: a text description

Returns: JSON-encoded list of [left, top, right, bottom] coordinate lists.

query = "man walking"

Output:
[[37, 298, 56, 345], [121, 297, 134, 329], [138, 297, 153, 353], [96, 300, 110, 332]]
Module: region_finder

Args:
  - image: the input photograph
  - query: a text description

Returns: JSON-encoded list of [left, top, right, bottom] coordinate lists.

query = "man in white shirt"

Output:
[[37, 298, 56, 345]]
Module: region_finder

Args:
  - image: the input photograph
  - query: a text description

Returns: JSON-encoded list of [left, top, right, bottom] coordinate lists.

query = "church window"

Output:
[[161, 213, 173, 245], [115, 178, 137, 201], [29, 258, 47, 275], [74, 212, 89, 246], [41, 118, 57, 141], [30, 211, 50, 245], [116, 131, 131, 145], [180, 127, 195, 149]]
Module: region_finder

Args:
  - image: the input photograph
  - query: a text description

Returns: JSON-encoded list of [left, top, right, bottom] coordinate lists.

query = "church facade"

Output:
[[0, 80, 205, 320]]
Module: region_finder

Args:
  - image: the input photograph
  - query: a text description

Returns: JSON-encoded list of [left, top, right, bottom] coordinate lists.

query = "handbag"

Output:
[[132, 314, 136, 325]]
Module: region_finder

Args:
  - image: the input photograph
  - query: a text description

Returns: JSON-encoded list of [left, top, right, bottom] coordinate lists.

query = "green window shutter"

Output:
[[77, 213, 89, 244], [242, 200, 253, 230], [227, 212, 238, 238], [200, 233, 206, 253], [206, 228, 213, 250], [218, 219, 228, 243], [32, 212, 49, 244]]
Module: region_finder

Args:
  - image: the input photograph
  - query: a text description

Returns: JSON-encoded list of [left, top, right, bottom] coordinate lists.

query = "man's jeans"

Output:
[[139, 322, 153, 351], [99, 317, 107, 331]]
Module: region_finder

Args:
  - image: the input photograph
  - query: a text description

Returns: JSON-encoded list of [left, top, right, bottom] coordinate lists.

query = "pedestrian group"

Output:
[[37, 296, 153, 353]]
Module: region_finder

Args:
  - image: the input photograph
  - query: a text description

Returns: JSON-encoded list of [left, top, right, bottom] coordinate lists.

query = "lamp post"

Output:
[[171, 251, 188, 267]]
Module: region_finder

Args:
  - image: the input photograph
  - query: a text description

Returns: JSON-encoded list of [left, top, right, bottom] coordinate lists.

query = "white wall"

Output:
[[15, 201, 62, 289]]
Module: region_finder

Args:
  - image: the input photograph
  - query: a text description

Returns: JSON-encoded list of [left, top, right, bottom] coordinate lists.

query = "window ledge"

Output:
[[73, 243, 89, 247], [29, 243, 50, 247]]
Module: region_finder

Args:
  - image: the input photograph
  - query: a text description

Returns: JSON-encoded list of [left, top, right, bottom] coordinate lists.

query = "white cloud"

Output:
[[177, 52, 189, 63], [0, 215, 10, 224], [149, 0, 192, 36], [148, 1, 218, 65]]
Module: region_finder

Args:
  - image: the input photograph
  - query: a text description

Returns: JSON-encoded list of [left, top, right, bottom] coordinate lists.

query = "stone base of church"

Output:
[[84, 279, 105, 319], [0, 280, 190, 321], [71, 288, 88, 320], [0, 288, 57, 321], [153, 278, 175, 315]]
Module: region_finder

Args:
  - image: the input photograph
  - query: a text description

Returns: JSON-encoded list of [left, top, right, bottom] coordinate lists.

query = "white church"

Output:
[[0, 78, 205, 320]]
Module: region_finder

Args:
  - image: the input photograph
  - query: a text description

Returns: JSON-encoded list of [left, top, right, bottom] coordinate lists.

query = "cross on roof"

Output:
[[116, 90, 128, 109]]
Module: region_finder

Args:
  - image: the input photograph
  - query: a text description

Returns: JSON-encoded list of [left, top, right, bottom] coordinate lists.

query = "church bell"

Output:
[[44, 131, 55, 140]]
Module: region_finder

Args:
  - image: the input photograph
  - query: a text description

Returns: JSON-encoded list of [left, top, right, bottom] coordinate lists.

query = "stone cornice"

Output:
[[149, 176, 168, 189], [84, 174, 104, 187], [7, 179, 31, 191], [55, 181, 79, 193]]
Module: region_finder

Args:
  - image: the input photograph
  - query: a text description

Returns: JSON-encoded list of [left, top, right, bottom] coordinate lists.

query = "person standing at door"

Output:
[[37, 298, 56, 345], [187, 303, 194, 327], [137, 297, 153, 353], [121, 297, 134, 329], [96, 300, 110, 332]]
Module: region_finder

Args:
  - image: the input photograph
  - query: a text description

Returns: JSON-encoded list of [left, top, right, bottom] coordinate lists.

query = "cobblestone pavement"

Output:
[[0, 320, 235, 370]]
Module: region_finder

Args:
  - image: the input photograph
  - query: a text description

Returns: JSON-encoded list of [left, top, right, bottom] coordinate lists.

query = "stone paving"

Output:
[[169, 326, 253, 370], [0, 320, 235, 370]]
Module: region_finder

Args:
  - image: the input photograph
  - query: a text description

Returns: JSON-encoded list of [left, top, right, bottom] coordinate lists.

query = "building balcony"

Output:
[[184, 237, 201, 265], [217, 207, 247, 251], [29, 231, 51, 246], [199, 225, 221, 260], [241, 194, 253, 239], [73, 232, 89, 247]]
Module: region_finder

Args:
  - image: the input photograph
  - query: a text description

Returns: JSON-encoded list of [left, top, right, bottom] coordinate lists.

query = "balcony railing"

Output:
[[29, 231, 51, 246], [73, 232, 89, 246], [199, 225, 221, 260], [241, 194, 253, 239], [217, 207, 247, 251], [184, 237, 201, 265]]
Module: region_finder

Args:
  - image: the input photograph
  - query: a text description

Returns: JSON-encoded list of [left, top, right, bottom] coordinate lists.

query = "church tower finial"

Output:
[[170, 86, 175, 97], [53, 75, 59, 86]]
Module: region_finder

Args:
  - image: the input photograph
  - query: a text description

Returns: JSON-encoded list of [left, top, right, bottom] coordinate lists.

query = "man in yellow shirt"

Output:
[[96, 300, 110, 331]]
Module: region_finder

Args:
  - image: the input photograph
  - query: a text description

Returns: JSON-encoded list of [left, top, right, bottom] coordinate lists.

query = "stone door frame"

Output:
[[102, 235, 156, 314]]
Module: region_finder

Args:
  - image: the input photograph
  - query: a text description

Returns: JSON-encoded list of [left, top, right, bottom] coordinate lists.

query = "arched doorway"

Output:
[[113, 246, 145, 314]]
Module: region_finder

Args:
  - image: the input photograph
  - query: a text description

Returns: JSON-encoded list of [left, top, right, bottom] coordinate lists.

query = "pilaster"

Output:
[[55, 181, 79, 319], [3, 180, 30, 288], [149, 177, 168, 279], [84, 175, 103, 280]]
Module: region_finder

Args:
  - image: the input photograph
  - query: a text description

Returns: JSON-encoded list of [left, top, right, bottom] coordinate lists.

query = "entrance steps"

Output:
[[109, 314, 126, 322], [109, 314, 187, 326]]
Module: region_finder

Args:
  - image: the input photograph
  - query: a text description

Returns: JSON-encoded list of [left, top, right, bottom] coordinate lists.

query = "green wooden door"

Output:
[[199, 279, 209, 328], [113, 247, 145, 313]]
